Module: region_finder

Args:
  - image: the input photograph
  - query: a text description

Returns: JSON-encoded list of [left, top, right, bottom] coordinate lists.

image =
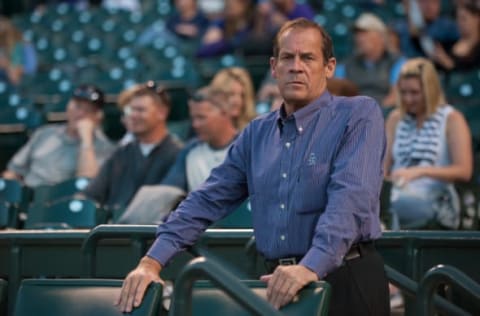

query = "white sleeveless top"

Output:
[[391, 105, 460, 228]]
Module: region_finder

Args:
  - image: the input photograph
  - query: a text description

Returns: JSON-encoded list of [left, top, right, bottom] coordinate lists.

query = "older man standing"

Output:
[[117, 19, 389, 316]]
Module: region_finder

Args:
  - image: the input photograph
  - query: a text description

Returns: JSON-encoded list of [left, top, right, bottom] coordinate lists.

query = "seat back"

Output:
[[25, 197, 100, 229], [190, 280, 330, 316], [0, 178, 26, 228], [0, 279, 7, 316], [14, 279, 162, 316], [32, 177, 91, 206], [211, 200, 252, 228]]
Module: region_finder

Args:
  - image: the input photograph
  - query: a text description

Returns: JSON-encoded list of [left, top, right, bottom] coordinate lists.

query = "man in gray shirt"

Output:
[[2, 84, 115, 187]]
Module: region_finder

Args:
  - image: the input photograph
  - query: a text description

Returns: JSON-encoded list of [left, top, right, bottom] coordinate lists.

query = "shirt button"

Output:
[[281, 172, 287, 178], [280, 235, 285, 241], [280, 203, 285, 209], [285, 142, 291, 148], [298, 126, 303, 133]]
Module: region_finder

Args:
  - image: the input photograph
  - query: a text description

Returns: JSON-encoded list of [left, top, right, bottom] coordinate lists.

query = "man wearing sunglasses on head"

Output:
[[83, 81, 183, 219], [2, 84, 115, 188]]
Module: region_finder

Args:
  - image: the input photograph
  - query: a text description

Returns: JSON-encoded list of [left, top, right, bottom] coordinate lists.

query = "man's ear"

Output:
[[270, 57, 277, 79], [325, 57, 337, 79]]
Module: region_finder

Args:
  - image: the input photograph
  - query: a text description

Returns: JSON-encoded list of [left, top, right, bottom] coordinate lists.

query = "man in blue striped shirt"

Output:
[[117, 18, 389, 315]]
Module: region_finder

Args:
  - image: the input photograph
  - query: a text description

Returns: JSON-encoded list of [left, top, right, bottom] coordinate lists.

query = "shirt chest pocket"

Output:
[[293, 163, 330, 214]]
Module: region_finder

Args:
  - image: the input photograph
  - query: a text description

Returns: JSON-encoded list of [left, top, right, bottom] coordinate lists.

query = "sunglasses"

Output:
[[143, 80, 170, 107]]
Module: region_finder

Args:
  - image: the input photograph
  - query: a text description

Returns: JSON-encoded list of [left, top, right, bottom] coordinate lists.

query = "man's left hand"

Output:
[[260, 265, 318, 309]]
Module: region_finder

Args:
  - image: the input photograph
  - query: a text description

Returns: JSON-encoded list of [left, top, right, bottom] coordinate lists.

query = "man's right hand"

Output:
[[115, 256, 164, 313]]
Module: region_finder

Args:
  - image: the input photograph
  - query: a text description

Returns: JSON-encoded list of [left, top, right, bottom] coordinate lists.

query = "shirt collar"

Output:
[[277, 91, 334, 134]]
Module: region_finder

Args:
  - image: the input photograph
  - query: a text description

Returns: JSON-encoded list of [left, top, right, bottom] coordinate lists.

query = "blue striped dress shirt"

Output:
[[147, 91, 386, 278]]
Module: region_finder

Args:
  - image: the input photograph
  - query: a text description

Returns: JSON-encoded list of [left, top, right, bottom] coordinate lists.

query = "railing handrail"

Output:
[[385, 264, 470, 316], [81, 224, 157, 277], [416, 264, 480, 316], [170, 256, 283, 316]]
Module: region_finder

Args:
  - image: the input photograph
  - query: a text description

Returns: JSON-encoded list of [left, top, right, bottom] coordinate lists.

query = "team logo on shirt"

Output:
[[307, 153, 317, 166]]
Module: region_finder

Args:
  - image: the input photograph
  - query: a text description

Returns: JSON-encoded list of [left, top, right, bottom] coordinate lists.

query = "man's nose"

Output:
[[290, 56, 303, 72]]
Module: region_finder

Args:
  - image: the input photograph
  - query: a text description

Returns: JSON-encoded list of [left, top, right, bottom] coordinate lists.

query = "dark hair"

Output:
[[72, 84, 105, 109], [132, 80, 171, 109], [272, 18, 335, 63]]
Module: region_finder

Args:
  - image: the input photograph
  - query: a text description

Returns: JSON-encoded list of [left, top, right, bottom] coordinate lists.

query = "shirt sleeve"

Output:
[[300, 99, 386, 278], [7, 128, 42, 177], [147, 127, 251, 266]]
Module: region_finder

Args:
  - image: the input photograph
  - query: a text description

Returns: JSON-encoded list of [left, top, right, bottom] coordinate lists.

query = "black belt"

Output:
[[264, 241, 375, 273]]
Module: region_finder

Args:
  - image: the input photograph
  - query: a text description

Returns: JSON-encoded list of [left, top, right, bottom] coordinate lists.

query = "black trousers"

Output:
[[324, 245, 390, 316], [264, 243, 390, 316]]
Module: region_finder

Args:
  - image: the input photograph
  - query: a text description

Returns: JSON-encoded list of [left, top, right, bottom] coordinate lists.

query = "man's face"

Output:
[[127, 95, 166, 137], [354, 29, 384, 56], [189, 100, 228, 144], [419, 0, 441, 22], [270, 27, 335, 109], [66, 99, 99, 128]]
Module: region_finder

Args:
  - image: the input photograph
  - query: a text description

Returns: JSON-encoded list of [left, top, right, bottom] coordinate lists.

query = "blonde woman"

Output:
[[210, 67, 256, 130], [384, 57, 472, 229]]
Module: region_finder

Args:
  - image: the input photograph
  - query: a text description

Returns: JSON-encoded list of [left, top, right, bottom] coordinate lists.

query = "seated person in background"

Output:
[[256, 0, 315, 32], [394, 0, 459, 58], [137, 0, 209, 47], [210, 67, 256, 130], [2, 84, 114, 187], [117, 86, 237, 224], [196, 0, 256, 57], [244, 0, 316, 55], [335, 13, 405, 107], [166, 0, 210, 40], [0, 15, 37, 87], [384, 58, 472, 230], [83, 82, 183, 216], [161, 85, 237, 192], [431, 0, 480, 72]]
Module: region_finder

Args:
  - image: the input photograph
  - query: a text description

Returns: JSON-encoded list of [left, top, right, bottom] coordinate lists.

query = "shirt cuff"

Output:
[[146, 237, 179, 267], [300, 247, 342, 279]]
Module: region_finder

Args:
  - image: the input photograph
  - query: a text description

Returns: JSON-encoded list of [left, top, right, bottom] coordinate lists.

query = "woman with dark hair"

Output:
[[432, 0, 480, 71]]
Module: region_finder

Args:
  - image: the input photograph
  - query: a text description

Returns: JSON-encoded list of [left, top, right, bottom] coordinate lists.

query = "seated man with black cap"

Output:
[[2, 84, 115, 187]]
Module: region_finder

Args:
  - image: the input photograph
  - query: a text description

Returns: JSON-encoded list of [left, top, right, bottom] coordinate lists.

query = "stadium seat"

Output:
[[446, 70, 480, 107], [0, 106, 43, 172], [171, 257, 331, 316], [0, 178, 27, 228], [0, 279, 7, 316], [31, 177, 91, 206], [211, 200, 253, 229], [189, 280, 331, 316], [25, 197, 103, 229], [13, 279, 162, 316]]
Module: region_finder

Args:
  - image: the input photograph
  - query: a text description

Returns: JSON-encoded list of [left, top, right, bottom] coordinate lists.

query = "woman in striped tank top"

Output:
[[384, 58, 472, 229]]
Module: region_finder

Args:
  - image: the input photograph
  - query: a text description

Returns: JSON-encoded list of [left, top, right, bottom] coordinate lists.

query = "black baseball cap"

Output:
[[72, 84, 105, 109]]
